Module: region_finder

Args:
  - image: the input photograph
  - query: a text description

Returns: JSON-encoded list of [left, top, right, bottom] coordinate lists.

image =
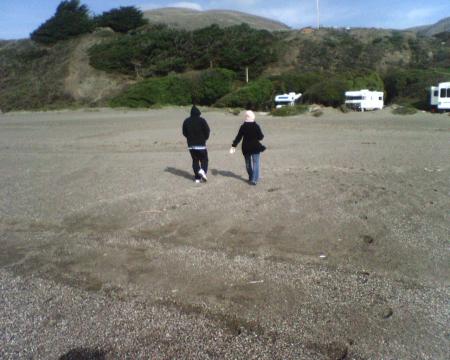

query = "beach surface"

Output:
[[1, 107, 449, 359]]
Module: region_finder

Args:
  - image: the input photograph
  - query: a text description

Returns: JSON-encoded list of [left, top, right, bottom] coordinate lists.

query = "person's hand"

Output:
[[229, 147, 236, 154]]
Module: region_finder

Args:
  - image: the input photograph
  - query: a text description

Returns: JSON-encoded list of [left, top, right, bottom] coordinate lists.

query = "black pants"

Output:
[[189, 149, 208, 179]]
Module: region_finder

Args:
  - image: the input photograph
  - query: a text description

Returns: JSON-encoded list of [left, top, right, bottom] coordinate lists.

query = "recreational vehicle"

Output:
[[430, 82, 450, 112], [274, 92, 302, 108], [344, 89, 384, 111]]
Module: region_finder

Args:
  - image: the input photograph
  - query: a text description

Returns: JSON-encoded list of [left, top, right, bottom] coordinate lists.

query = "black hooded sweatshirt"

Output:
[[182, 106, 210, 148]]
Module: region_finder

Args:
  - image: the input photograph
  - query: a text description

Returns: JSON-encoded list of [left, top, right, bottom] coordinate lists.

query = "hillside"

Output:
[[143, 8, 290, 31], [0, 30, 129, 112], [268, 27, 448, 74], [1, 9, 450, 113], [409, 17, 450, 36]]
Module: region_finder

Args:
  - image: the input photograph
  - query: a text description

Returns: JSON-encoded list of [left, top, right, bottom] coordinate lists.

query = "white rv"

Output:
[[344, 89, 384, 111], [274, 92, 302, 108], [430, 82, 450, 112]]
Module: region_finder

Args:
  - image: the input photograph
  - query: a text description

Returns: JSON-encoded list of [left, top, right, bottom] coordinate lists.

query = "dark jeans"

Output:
[[244, 153, 260, 184], [189, 149, 208, 179]]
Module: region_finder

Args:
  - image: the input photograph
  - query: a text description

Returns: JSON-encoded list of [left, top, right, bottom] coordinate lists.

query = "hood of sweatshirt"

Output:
[[244, 110, 255, 122], [190, 105, 201, 117]]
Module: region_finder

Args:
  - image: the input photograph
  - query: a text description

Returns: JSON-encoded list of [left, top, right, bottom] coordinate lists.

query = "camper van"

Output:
[[430, 82, 450, 112], [274, 92, 302, 108], [344, 89, 384, 111]]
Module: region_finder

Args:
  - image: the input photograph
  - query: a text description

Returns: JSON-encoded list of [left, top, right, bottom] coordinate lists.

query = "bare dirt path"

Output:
[[1, 108, 449, 359]]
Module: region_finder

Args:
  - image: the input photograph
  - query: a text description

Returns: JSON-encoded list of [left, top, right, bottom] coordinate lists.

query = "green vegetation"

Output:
[[88, 24, 277, 80], [270, 70, 384, 108], [339, 104, 351, 113], [391, 106, 418, 115], [94, 7, 148, 33], [215, 78, 274, 109], [269, 72, 325, 94], [383, 68, 450, 109], [311, 109, 324, 117], [0, 40, 76, 112], [31, 0, 93, 45], [271, 105, 308, 116], [110, 75, 193, 108], [109, 68, 237, 108], [88, 26, 190, 77], [3, 7, 450, 112], [31, 1, 148, 45], [288, 29, 447, 72], [191, 68, 237, 105]]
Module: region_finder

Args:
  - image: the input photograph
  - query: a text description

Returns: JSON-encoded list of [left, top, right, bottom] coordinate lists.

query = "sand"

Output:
[[0, 107, 449, 359]]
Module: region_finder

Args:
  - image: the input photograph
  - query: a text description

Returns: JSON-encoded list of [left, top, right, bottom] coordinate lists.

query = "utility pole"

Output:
[[316, 0, 320, 29]]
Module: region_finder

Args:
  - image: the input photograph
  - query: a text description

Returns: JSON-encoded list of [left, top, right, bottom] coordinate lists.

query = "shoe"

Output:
[[250, 181, 257, 186], [198, 169, 207, 181], [195, 179, 201, 183]]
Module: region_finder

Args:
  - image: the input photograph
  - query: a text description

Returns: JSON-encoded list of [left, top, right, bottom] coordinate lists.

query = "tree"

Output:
[[191, 25, 224, 69], [215, 78, 274, 109], [94, 7, 148, 33], [192, 68, 236, 105], [303, 77, 350, 107], [31, 0, 93, 44], [218, 24, 276, 77]]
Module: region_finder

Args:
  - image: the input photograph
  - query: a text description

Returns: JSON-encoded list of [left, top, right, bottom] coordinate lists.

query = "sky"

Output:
[[1, 0, 449, 40]]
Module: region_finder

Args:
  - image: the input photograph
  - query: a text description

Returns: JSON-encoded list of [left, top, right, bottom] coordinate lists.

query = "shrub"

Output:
[[215, 78, 274, 110], [110, 76, 193, 107], [271, 70, 384, 108], [109, 69, 237, 108], [192, 68, 236, 105], [383, 68, 450, 109], [303, 77, 350, 107], [346, 71, 384, 91], [311, 109, 324, 117], [88, 27, 190, 77], [271, 105, 308, 117], [269, 72, 325, 95], [89, 24, 278, 79], [339, 104, 351, 113], [94, 6, 147, 33], [391, 106, 418, 115], [89, 37, 138, 74], [217, 24, 277, 78], [31, 0, 93, 45]]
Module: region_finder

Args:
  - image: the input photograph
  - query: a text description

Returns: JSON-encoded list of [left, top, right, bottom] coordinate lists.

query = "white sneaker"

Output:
[[198, 169, 207, 181], [195, 179, 201, 183]]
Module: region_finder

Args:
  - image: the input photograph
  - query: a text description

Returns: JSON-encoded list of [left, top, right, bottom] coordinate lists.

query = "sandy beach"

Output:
[[0, 107, 449, 359]]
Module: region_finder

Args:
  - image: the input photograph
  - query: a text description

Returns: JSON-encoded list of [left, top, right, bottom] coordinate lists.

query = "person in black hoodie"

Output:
[[230, 110, 266, 185], [182, 105, 210, 183]]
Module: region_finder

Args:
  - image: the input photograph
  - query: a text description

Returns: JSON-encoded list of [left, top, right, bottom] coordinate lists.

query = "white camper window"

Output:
[[346, 95, 363, 100], [434, 90, 438, 97], [440, 89, 446, 98]]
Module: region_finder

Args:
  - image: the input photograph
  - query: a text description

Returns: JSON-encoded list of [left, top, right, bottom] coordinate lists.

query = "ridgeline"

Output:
[[0, 4, 449, 112]]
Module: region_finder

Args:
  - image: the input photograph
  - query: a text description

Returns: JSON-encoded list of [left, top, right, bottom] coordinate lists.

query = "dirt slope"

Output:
[[64, 30, 130, 104]]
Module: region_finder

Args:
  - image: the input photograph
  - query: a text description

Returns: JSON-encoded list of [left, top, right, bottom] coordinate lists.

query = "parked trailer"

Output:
[[344, 89, 384, 111], [430, 82, 450, 112], [274, 92, 302, 108]]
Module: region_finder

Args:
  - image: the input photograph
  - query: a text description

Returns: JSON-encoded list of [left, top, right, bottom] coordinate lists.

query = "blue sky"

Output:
[[1, 0, 449, 39]]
